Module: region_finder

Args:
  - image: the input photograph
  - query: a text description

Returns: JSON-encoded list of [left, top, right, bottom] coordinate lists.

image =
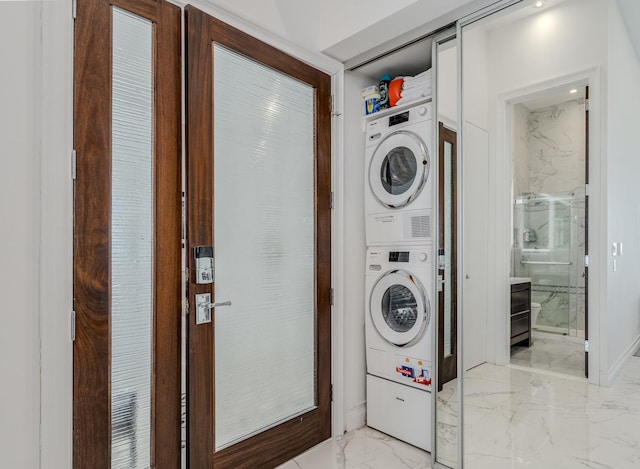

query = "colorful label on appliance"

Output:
[[395, 365, 414, 378], [395, 355, 431, 390], [413, 369, 432, 387]]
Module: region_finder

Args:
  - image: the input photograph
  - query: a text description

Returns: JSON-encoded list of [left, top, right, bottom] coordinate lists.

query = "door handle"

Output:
[[195, 293, 232, 325], [204, 300, 232, 309]]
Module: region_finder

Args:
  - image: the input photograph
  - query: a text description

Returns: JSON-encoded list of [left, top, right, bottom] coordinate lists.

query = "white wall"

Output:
[[342, 71, 369, 431], [604, 0, 640, 381], [40, 0, 74, 466], [0, 1, 74, 467], [0, 3, 43, 467], [468, 0, 608, 373], [616, 0, 640, 61]]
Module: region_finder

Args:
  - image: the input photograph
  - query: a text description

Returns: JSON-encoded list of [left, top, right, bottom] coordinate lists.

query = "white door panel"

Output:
[[462, 122, 489, 371]]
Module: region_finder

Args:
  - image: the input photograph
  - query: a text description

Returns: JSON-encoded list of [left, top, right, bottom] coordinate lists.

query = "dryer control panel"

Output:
[[365, 101, 432, 147]]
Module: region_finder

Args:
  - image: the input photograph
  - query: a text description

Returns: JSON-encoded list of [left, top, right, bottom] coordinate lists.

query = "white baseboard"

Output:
[[345, 402, 366, 432], [606, 334, 640, 386]]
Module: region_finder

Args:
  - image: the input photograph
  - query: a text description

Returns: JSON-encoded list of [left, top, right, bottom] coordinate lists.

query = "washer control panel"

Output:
[[367, 249, 429, 270]]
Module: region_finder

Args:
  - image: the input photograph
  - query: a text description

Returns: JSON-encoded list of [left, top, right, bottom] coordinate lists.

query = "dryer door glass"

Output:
[[380, 147, 417, 195], [370, 131, 430, 208], [381, 284, 418, 332]]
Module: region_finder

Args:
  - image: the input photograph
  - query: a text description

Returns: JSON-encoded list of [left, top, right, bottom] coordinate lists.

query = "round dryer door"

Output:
[[369, 130, 430, 209], [369, 269, 430, 346]]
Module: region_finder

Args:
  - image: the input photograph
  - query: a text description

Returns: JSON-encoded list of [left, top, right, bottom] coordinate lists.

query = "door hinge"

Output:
[[184, 298, 189, 318], [330, 191, 334, 209], [330, 384, 333, 402], [72, 0, 77, 19], [585, 183, 590, 197], [330, 288, 334, 306], [584, 340, 590, 352], [584, 254, 590, 267], [71, 310, 76, 341], [71, 149, 77, 180], [585, 98, 590, 112]]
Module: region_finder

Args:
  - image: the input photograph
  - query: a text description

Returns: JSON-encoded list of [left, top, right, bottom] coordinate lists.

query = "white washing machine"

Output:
[[365, 246, 433, 390], [364, 101, 434, 246], [365, 246, 433, 451]]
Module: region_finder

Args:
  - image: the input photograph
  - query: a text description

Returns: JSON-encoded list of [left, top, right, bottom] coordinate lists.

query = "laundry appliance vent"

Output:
[[410, 215, 431, 239]]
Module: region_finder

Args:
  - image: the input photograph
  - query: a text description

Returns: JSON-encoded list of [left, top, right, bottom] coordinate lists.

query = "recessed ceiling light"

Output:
[[533, 0, 546, 8], [569, 89, 578, 94]]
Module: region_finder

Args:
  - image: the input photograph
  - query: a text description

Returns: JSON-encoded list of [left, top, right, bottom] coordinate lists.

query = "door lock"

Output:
[[194, 246, 214, 284]]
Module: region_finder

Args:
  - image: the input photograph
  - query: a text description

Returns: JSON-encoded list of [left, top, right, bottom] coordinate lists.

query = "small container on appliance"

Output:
[[361, 85, 381, 115], [379, 74, 392, 109]]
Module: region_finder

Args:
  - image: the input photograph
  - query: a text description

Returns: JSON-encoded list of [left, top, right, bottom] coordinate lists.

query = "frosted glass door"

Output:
[[111, 8, 153, 468], [213, 45, 316, 450]]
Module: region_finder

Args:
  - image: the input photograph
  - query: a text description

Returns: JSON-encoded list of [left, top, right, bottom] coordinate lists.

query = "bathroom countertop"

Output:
[[510, 277, 532, 285]]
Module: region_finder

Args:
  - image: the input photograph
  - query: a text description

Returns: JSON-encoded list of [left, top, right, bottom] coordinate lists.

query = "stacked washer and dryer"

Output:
[[364, 100, 434, 451]]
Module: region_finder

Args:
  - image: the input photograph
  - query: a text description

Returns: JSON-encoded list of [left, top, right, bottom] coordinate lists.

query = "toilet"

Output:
[[531, 302, 542, 329]]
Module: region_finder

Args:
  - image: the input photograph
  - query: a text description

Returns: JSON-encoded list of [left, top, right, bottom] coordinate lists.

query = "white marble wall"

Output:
[[512, 99, 586, 196], [512, 99, 587, 333], [527, 99, 586, 194]]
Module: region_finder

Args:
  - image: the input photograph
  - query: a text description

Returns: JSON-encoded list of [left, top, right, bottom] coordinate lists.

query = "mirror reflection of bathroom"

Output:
[[510, 85, 588, 379]]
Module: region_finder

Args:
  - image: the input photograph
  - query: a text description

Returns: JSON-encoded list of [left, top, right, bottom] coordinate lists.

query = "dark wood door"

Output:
[[185, 6, 332, 468], [437, 122, 458, 391], [73, 0, 182, 466]]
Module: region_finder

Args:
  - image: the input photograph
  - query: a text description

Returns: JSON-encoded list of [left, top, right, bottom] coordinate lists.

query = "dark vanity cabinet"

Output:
[[510, 282, 531, 347]]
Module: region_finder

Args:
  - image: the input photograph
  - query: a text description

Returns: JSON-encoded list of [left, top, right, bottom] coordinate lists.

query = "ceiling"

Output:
[[202, 0, 640, 65]]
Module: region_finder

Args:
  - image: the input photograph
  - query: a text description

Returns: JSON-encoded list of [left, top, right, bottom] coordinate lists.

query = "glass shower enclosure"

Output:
[[512, 192, 586, 337]]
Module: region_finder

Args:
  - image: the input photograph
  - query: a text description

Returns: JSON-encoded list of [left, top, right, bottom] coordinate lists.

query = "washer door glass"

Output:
[[370, 270, 429, 346], [382, 284, 418, 332], [369, 130, 429, 208]]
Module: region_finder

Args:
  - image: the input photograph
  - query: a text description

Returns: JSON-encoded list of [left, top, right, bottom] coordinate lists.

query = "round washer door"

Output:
[[369, 130, 430, 209], [369, 269, 430, 346]]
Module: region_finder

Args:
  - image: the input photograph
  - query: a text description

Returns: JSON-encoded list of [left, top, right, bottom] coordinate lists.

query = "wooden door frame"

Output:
[[73, 0, 182, 466], [437, 122, 458, 391], [185, 6, 332, 468]]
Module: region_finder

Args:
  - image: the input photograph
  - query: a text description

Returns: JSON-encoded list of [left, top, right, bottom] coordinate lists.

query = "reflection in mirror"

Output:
[[434, 33, 459, 469], [460, 0, 595, 467]]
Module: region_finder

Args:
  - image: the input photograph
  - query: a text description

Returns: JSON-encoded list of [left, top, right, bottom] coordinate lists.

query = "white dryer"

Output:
[[365, 246, 433, 451], [365, 247, 433, 390], [364, 101, 434, 246]]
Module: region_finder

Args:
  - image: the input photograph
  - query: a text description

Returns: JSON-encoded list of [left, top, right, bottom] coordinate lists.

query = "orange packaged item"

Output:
[[388, 77, 404, 107]]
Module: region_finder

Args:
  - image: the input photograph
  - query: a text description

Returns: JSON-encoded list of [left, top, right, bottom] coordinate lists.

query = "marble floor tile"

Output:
[[281, 357, 640, 469], [463, 359, 640, 469], [276, 426, 432, 469], [510, 330, 585, 378]]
